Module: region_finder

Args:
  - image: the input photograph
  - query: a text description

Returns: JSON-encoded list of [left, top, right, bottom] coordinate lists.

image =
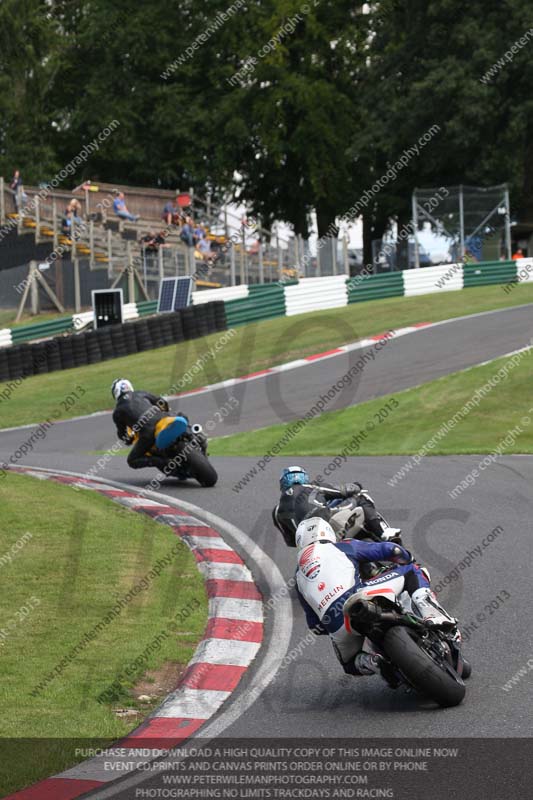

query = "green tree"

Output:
[[0, 0, 60, 182], [208, 0, 370, 238], [360, 0, 533, 259]]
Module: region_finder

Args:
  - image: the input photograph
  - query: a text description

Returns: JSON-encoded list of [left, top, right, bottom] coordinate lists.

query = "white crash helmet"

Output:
[[111, 378, 133, 401], [295, 517, 338, 550]]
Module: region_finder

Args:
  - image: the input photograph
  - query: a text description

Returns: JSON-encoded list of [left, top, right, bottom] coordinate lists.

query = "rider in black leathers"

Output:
[[111, 378, 175, 471], [272, 466, 401, 548]]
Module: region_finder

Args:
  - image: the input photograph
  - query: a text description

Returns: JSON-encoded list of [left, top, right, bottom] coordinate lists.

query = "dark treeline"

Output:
[[1, 0, 532, 259]]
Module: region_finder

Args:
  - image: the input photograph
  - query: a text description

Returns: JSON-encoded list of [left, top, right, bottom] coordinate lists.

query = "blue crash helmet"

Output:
[[280, 466, 310, 492]]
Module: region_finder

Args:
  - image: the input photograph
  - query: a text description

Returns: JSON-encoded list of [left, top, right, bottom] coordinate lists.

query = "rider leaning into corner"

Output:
[[272, 465, 401, 547], [294, 516, 459, 681], [111, 378, 185, 471]]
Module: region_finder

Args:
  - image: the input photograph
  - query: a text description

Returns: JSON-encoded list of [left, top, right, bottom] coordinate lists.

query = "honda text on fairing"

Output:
[[342, 566, 470, 707]]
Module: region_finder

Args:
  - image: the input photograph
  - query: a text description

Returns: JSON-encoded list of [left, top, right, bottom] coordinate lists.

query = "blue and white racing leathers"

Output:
[[295, 539, 430, 672]]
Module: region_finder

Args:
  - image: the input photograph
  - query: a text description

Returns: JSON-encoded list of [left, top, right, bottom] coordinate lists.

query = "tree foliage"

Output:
[[1, 0, 533, 241]]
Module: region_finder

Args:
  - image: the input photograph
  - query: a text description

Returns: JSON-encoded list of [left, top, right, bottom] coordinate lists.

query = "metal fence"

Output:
[[412, 183, 511, 266], [0, 177, 351, 300]]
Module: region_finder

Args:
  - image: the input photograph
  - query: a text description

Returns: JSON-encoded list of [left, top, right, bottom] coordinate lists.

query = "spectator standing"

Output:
[[67, 198, 83, 223], [113, 191, 139, 222], [512, 247, 524, 260], [162, 193, 182, 226], [10, 169, 28, 209]]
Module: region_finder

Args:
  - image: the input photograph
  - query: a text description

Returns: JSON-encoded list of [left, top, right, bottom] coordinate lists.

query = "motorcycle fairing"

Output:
[[351, 570, 406, 604], [154, 416, 188, 450]]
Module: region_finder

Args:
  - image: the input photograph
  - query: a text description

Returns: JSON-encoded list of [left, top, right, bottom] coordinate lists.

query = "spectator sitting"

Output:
[[196, 234, 214, 262], [180, 216, 195, 247], [67, 198, 83, 223], [193, 223, 205, 244], [10, 169, 28, 210], [512, 248, 524, 260], [162, 194, 183, 226], [162, 198, 176, 225], [140, 230, 168, 251], [113, 191, 139, 222]]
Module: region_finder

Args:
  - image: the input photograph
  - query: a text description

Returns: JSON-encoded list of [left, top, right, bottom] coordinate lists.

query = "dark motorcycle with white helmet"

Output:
[[146, 417, 218, 487], [111, 378, 218, 487]]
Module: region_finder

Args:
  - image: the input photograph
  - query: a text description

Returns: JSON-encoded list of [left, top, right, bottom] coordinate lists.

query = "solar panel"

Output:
[[173, 277, 193, 309], [157, 277, 193, 312], [158, 278, 176, 312]]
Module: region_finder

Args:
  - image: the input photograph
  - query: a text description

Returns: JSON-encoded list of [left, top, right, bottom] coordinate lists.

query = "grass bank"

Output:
[[210, 349, 533, 459], [0, 471, 207, 795]]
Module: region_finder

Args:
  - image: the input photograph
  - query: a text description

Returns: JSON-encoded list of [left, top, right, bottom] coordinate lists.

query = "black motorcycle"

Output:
[[147, 418, 218, 487]]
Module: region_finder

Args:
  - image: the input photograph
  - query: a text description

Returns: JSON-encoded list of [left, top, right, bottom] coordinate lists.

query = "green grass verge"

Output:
[[210, 350, 533, 458], [0, 471, 207, 795], [0, 309, 74, 329], [1, 283, 532, 429]]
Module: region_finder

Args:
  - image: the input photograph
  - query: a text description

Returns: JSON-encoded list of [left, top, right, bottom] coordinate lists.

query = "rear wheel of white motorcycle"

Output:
[[186, 450, 218, 487], [383, 626, 465, 708]]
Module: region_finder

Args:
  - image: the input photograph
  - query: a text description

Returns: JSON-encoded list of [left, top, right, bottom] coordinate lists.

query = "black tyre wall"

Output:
[[0, 301, 228, 381]]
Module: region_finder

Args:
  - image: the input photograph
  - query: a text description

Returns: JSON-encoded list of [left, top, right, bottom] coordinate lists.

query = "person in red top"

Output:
[[512, 248, 524, 260]]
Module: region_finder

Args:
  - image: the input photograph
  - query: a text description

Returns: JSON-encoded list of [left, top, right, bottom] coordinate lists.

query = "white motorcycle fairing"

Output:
[[350, 570, 412, 614]]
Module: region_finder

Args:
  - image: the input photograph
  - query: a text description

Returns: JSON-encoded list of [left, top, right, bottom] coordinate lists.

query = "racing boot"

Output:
[[411, 587, 457, 629], [380, 525, 402, 542], [353, 652, 401, 687], [357, 492, 402, 543], [353, 652, 383, 676]]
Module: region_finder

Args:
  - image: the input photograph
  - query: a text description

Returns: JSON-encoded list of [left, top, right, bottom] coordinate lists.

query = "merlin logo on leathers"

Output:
[[318, 585, 344, 609]]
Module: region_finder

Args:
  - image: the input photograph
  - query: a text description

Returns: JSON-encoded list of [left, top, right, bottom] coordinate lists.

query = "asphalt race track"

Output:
[[5, 452, 533, 737], [1, 305, 532, 796], [0, 304, 530, 454]]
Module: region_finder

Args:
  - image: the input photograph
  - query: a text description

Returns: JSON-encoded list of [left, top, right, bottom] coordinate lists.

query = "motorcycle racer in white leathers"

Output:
[[294, 517, 457, 677]]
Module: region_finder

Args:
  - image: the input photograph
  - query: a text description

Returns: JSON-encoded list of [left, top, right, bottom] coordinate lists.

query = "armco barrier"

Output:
[[0, 301, 227, 381], [137, 299, 158, 316], [225, 282, 287, 327], [0, 328, 12, 348], [284, 275, 348, 316], [1, 258, 529, 352], [11, 316, 74, 344], [403, 263, 463, 296], [192, 285, 249, 304], [347, 271, 405, 303], [463, 260, 517, 288], [515, 257, 533, 283]]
